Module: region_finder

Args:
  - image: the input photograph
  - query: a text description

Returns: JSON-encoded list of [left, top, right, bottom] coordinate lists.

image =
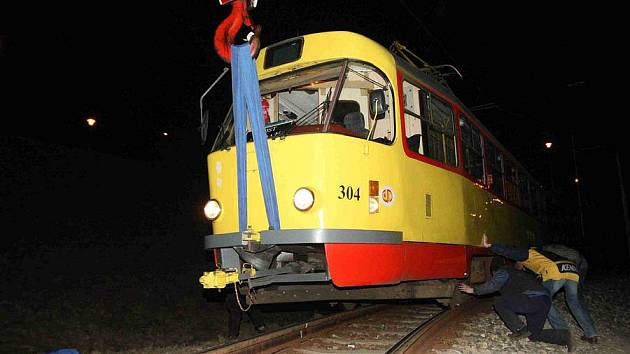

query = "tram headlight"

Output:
[[293, 188, 314, 211], [203, 199, 222, 220]]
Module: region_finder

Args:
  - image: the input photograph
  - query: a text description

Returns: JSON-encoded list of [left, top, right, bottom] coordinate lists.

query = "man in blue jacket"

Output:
[[458, 257, 574, 351]]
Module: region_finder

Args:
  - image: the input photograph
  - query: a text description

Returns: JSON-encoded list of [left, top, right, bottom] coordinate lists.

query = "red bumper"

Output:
[[325, 242, 485, 287]]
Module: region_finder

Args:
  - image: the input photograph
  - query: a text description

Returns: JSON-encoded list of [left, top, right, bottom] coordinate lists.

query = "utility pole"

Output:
[[615, 152, 630, 259], [571, 134, 586, 243]]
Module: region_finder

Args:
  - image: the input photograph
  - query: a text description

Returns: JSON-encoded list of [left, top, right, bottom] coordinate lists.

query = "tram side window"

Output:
[[504, 159, 519, 204], [486, 144, 504, 196], [531, 185, 542, 218], [537, 187, 547, 219], [402, 81, 457, 167], [539, 188, 546, 218], [403, 81, 424, 154], [520, 173, 532, 213], [530, 185, 538, 217], [428, 96, 457, 166], [460, 116, 484, 181]]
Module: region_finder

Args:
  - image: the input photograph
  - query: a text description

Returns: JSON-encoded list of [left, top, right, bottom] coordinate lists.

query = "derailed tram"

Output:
[[199, 31, 546, 305]]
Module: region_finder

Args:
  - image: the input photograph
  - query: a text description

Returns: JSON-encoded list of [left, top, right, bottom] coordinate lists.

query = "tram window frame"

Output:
[[459, 114, 485, 182], [485, 143, 504, 197], [504, 159, 520, 204], [532, 185, 542, 218], [335, 61, 396, 144], [519, 173, 532, 213], [210, 60, 397, 150], [401, 80, 458, 167], [539, 187, 547, 219], [402, 80, 426, 155], [539, 188, 547, 219], [426, 95, 458, 167], [403, 110, 424, 154]]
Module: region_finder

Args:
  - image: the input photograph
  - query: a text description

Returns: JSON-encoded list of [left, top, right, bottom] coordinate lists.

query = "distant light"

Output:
[[545, 142, 553, 149], [86, 118, 97, 127], [162, 132, 168, 136], [575, 177, 580, 184]]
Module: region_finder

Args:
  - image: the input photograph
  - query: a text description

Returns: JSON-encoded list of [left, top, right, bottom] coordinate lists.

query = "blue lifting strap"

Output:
[[231, 43, 281, 232]]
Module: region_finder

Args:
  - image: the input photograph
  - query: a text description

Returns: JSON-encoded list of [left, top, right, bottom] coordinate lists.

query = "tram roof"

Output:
[[257, 31, 395, 80], [257, 31, 540, 185]]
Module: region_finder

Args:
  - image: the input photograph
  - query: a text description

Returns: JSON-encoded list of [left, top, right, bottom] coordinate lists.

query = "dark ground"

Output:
[[0, 136, 206, 352], [0, 136, 323, 353], [1, 136, 628, 353]]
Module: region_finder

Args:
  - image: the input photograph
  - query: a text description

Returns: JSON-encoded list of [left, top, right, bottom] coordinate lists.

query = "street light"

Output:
[[543, 139, 555, 191], [86, 117, 97, 127]]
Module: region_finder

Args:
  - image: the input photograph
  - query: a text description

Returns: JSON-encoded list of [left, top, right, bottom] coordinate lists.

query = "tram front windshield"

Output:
[[211, 61, 393, 152]]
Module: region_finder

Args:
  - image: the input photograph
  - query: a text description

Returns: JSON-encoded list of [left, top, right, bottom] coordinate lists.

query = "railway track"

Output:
[[199, 298, 488, 354]]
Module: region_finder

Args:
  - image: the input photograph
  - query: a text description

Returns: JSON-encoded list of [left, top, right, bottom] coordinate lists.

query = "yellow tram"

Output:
[[199, 31, 545, 304]]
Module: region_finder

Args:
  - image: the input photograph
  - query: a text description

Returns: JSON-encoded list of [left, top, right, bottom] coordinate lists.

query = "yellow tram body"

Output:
[[201, 32, 543, 302]]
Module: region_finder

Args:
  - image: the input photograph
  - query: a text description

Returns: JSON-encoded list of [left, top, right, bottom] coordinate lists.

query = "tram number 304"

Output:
[[338, 185, 361, 201]]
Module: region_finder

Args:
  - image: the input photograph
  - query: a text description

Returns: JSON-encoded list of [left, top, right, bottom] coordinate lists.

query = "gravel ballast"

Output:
[[433, 270, 630, 353]]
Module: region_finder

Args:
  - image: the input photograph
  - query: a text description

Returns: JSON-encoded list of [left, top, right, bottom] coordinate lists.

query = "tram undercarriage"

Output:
[[200, 228, 492, 305]]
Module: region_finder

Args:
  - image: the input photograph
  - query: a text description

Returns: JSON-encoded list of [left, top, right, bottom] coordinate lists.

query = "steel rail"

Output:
[[197, 304, 387, 354], [395, 298, 493, 353], [198, 299, 489, 354]]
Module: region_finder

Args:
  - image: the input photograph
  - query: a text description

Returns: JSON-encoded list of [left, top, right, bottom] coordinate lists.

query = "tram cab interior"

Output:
[[213, 61, 395, 150]]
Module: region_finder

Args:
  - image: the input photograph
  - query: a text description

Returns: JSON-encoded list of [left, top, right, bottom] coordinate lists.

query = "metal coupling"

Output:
[[199, 270, 240, 289]]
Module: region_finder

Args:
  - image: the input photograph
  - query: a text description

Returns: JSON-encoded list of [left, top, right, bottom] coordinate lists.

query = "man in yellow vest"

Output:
[[481, 234, 598, 344]]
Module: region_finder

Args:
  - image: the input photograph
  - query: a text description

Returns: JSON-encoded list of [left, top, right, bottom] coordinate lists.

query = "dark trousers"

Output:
[[226, 292, 265, 338], [494, 294, 549, 335], [494, 294, 571, 345]]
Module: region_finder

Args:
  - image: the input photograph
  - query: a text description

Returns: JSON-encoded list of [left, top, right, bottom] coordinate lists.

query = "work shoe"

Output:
[[254, 324, 266, 333], [580, 335, 598, 344], [508, 328, 531, 340]]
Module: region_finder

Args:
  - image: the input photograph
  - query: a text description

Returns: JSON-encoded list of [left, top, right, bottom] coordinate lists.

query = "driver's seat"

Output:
[[343, 112, 369, 138]]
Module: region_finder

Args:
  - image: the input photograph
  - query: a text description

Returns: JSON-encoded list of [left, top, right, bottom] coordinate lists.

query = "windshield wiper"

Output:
[[294, 99, 328, 126], [270, 87, 332, 138]]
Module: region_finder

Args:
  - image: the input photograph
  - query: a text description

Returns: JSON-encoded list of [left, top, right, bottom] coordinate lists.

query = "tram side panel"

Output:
[[206, 121, 537, 290], [324, 137, 472, 286]]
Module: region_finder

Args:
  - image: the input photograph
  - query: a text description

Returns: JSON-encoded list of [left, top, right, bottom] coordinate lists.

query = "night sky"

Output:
[[4, 2, 618, 149], [2, 1, 628, 256]]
